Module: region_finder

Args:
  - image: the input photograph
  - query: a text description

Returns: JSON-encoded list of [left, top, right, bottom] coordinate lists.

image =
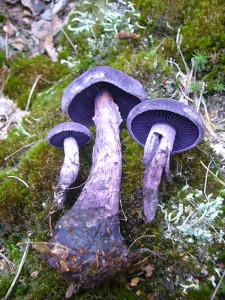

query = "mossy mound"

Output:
[[4, 55, 70, 110]]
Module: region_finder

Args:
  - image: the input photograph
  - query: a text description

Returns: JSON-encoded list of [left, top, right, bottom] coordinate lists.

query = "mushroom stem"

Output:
[[45, 90, 136, 293], [54, 137, 79, 209], [75, 89, 122, 216], [143, 124, 176, 222]]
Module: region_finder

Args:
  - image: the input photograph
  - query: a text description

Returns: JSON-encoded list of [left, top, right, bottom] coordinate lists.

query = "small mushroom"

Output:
[[45, 66, 146, 293], [47, 122, 92, 209], [126, 98, 205, 222]]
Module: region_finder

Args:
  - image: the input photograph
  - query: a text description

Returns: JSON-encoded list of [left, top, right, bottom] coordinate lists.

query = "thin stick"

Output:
[[65, 181, 86, 190], [200, 161, 225, 187], [201, 97, 214, 126], [196, 81, 205, 112], [60, 26, 78, 56], [203, 160, 212, 198], [4, 139, 45, 161], [120, 197, 127, 221], [2, 239, 30, 300], [5, 32, 8, 60], [25, 75, 42, 111], [0, 252, 16, 271], [176, 27, 190, 74], [128, 235, 155, 250], [210, 269, 225, 300], [7, 176, 29, 188]]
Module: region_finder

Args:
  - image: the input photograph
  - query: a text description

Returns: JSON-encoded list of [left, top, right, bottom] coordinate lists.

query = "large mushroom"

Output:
[[45, 66, 147, 293], [47, 122, 92, 209], [126, 98, 205, 222]]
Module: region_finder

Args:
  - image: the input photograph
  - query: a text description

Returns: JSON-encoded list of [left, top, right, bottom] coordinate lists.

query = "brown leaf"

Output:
[[114, 32, 140, 40], [145, 264, 155, 277], [30, 271, 38, 278], [3, 21, 15, 36], [44, 35, 58, 62], [136, 290, 142, 296], [130, 277, 140, 287]]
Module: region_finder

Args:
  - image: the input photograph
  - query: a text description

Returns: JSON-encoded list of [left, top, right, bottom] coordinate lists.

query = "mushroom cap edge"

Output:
[[126, 98, 205, 154], [61, 66, 147, 126], [47, 122, 92, 149]]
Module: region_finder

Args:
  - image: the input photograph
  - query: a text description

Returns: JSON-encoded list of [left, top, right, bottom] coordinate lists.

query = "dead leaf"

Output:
[[145, 264, 155, 277], [9, 36, 28, 51], [44, 35, 58, 62], [21, 0, 47, 16], [136, 290, 142, 296], [30, 270, 38, 278], [0, 95, 29, 140], [114, 32, 140, 40], [65, 283, 75, 299], [130, 277, 140, 287], [3, 21, 15, 36], [0, 65, 9, 92]]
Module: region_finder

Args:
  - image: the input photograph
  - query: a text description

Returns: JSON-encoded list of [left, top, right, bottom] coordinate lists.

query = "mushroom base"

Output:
[[45, 207, 136, 294]]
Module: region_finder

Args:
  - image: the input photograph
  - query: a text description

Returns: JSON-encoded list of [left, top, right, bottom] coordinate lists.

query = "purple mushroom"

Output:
[[126, 98, 205, 223], [47, 122, 92, 209], [45, 66, 147, 294]]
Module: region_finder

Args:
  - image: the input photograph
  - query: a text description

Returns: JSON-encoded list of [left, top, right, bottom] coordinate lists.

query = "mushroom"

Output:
[[126, 98, 205, 222], [45, 66, 147, 293], [47, 122, 92, 209]]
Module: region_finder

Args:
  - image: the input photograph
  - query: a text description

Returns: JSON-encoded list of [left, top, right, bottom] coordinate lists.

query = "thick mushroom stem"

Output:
[[75, 89, 122, 215], [54, 137, 79, 209], [143, 124, 176, 222], [45, 90, 135, 293]]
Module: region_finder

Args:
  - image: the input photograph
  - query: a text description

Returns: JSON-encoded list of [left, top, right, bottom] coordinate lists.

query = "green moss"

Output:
[[0, 49, 6, 66], [5, 55, 70, 109], [182, 0, 225, 54]]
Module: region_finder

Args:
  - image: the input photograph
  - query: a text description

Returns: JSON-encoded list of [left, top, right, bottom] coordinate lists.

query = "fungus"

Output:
[[126, 98, 205, 222], [47, 122, 92, 209], [45, 66, 147, 294]]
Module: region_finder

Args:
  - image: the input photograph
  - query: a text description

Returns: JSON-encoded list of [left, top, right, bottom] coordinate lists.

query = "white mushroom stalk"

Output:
[[54, 136, 79, 209], [143, 124, 176, 222]]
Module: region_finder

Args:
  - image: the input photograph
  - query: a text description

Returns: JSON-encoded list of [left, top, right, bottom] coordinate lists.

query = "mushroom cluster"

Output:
[[45, 66, 147, 294], [45, 67, 204, 295]]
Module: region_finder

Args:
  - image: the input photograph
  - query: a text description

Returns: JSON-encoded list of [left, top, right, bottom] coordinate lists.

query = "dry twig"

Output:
[[3, 239, 30, 300]]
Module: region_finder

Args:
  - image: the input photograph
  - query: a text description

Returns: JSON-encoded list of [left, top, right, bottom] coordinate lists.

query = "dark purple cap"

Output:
[[61, 66, 147, 126], [47, 122, 92, 149], [126, 98, 205, 154]]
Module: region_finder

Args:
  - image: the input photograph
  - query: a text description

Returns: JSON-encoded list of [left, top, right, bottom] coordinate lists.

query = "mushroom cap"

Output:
[[126, 98, 205, 154], [61, 66, 147, 126], [47, 122, 92, 149]]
